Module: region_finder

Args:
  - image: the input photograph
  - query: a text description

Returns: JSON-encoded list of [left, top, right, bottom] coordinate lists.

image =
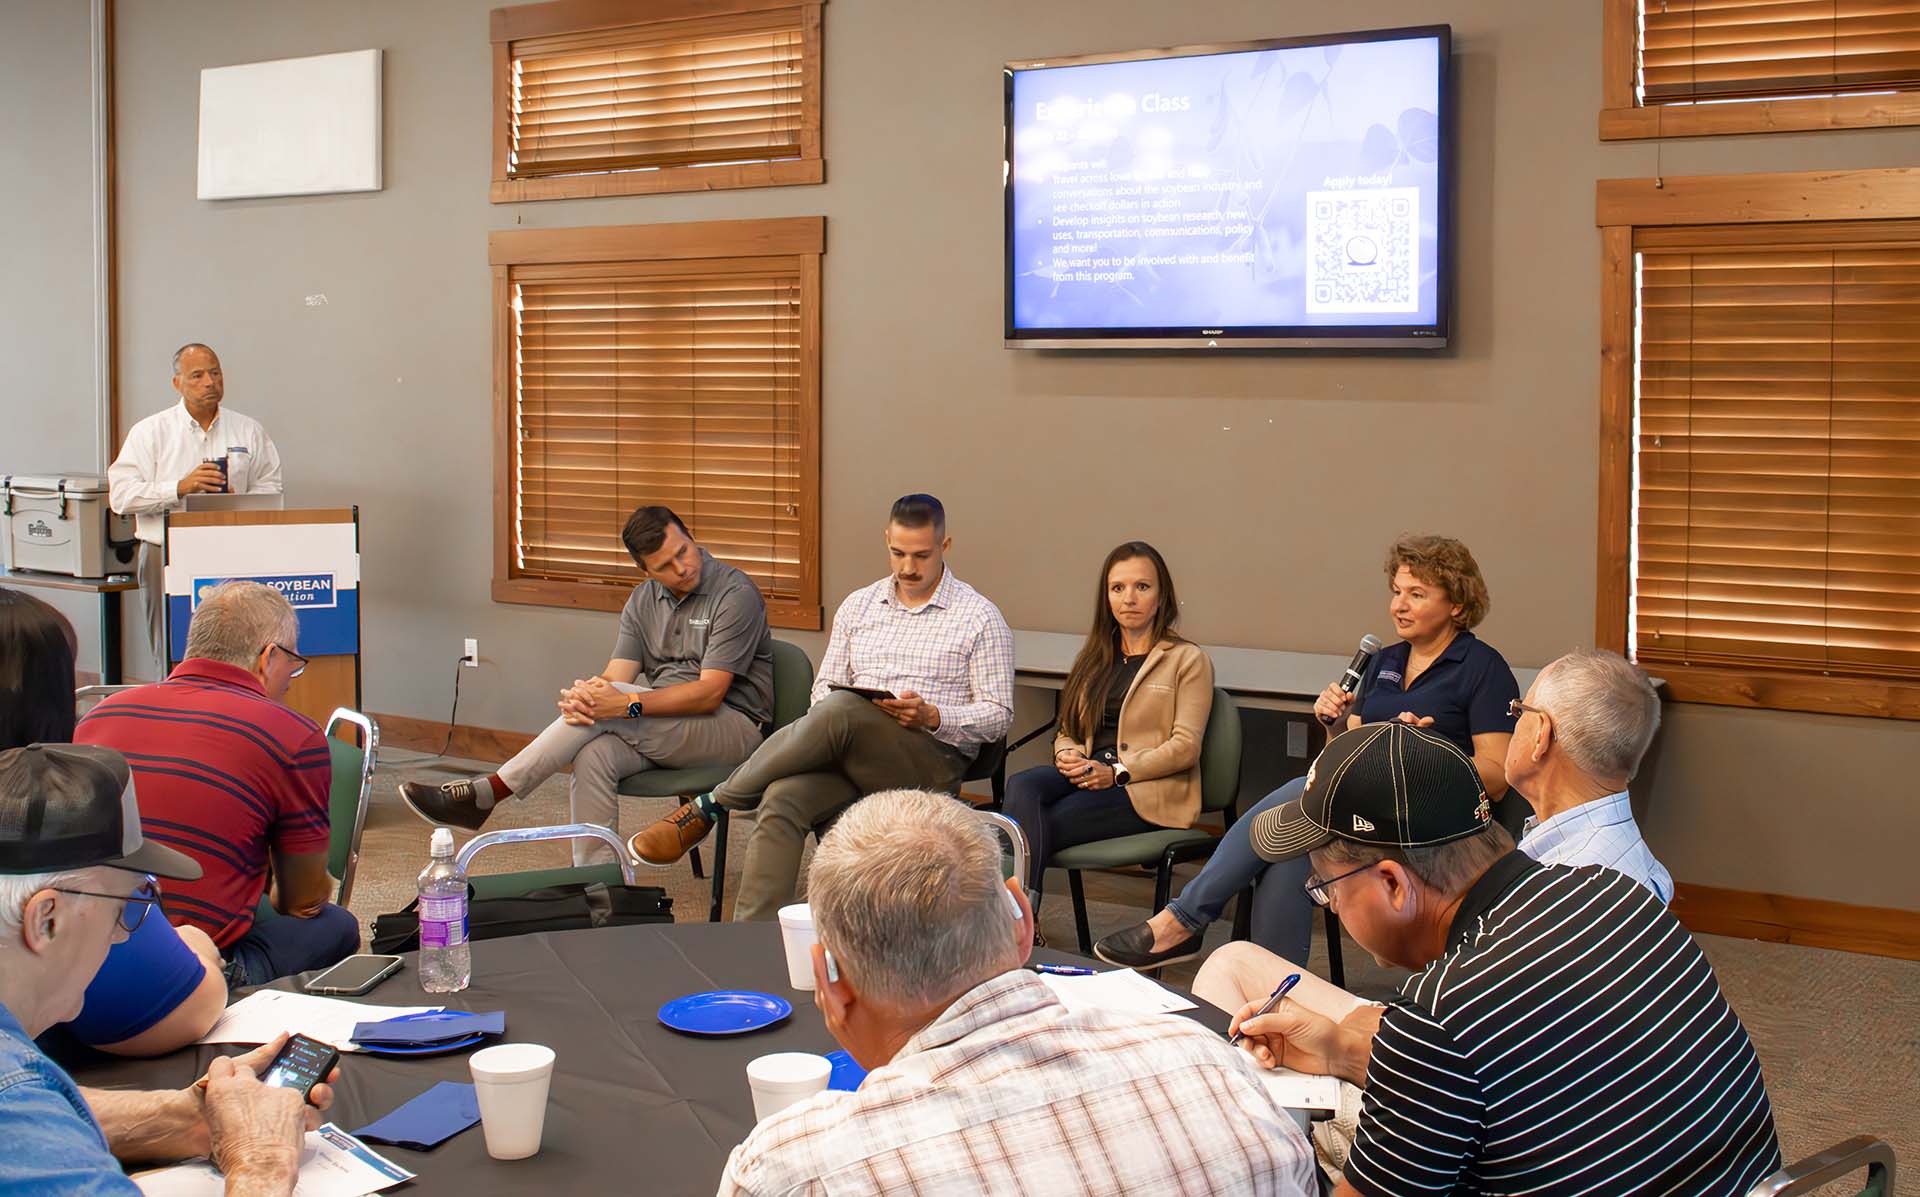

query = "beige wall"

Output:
[[5, 0, 1916, 909]]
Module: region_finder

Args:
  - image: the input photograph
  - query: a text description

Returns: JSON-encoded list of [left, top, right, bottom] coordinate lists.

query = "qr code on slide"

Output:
[[1305, 188, 1421, 315]]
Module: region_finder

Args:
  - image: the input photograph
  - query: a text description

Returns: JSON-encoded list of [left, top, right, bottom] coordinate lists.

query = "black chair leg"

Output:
[[992, 757, 1006, 805], [1068, 870, 1092, 955], [689, 845, 705, 880], [1323, 907, 1345, 989], [707, 808, 729, 923], [1232, 882, 1254, 942], [1153, 849, 1176, 913]]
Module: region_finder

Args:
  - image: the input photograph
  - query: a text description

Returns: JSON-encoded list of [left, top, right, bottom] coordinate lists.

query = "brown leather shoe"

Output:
[[630, 800, 715, 864]]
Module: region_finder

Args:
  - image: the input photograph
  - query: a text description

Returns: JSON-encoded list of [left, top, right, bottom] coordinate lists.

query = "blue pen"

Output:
[[1033, 963, 1097, 976], [1228, 972, 1302, 1046]]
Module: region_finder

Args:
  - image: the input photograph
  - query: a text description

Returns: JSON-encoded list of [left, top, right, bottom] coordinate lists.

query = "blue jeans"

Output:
[[1003, 764, 1156, 894], [1163, 777, 1313, 963], [226, 903, 362, 987]]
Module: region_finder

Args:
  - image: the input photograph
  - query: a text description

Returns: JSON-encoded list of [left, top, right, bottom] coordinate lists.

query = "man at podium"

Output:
[[106, 343, 283, 669]]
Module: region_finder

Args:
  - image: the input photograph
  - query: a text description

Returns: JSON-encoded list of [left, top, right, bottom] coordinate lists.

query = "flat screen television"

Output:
[[1004, 26, 1451, 350]]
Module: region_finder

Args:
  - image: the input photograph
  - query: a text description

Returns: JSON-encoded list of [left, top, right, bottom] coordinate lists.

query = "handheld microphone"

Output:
[[1321, 634, 1385, 725]]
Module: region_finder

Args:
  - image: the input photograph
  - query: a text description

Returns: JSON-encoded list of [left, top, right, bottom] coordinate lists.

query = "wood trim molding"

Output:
[[372, 711, 536, 764], [488, 216, 825, 266], [1602, 91, 1920, 141], [490, 158, 823, 204], [1639, 664, 1920, 721], [490, 0, 816, 44], [492, 576, 820, 630], [1672, 883, 1920, 961], [1596, 168, 1920, 228], [1599, 0, 1634, 113], [1595, 225, 1633, 655]]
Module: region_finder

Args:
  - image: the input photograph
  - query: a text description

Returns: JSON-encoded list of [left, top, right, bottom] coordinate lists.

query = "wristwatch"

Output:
[[625, 699, 644, 719], [1112, 762, 1131, 786]]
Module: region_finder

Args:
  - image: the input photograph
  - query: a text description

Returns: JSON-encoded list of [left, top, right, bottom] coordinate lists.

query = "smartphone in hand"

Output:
[[828, 683, 898, 701], [260, 1033, 339, 1102]]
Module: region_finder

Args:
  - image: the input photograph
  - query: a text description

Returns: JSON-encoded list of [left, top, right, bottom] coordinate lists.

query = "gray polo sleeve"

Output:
[[610, 590, 648, 662], [700, 576, 770, 676]]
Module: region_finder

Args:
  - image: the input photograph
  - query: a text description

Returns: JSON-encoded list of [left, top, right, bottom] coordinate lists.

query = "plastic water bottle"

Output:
[[418, 827, 470, 993]]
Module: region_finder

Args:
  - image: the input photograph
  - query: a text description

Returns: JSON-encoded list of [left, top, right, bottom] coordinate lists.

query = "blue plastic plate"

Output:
[[825, 1049, 867, 1091], [657, 990, 793, 1036], [358, 1031, 488, 1057]]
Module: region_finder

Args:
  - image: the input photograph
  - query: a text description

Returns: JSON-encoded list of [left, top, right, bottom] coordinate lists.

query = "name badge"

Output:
[[227, 445, 250, 456], [1377, 670, 1403, 685], [688, 617, 711, 628]]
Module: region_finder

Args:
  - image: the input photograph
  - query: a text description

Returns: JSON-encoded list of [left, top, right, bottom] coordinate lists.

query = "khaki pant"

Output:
[[715, 690, 971, 921], [138, 540, 167, 672], [497, 684, 763, 866]]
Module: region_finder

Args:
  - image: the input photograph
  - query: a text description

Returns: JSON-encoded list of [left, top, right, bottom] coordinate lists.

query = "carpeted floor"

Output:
[[348, 749, 1916, 1188]]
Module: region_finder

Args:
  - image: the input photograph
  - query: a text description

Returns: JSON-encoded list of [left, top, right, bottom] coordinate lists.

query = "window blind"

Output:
[[509, 10, 804, 179], [1634, 230, 1920, 678], [511, 269, 805, 601], [1639, 0, 1920, 103]]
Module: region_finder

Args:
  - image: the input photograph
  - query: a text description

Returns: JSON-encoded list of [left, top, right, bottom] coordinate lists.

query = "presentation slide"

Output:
[[1008, 35, 1443, 332]]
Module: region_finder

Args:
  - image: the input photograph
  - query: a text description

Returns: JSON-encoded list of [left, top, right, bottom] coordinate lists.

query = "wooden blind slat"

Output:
[[508, 11, 803, 180], [1636, 0, 1920, 102], [514, 268, 804, 598], [1632, 234, 1920, 678]]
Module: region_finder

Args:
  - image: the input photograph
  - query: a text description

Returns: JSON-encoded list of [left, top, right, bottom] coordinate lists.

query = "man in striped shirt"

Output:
[[74, 582, 357, 986], [1224, 721, 1781, 1197], [719, 789, 1315, 1196], [634, 495, 1015, 921]]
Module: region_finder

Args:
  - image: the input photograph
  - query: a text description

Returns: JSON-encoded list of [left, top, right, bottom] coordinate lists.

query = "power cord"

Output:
[[436, 655, 465, 758]]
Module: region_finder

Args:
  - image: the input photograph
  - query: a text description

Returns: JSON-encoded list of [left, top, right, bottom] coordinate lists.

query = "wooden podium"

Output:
[[163, 508, 361, 727]]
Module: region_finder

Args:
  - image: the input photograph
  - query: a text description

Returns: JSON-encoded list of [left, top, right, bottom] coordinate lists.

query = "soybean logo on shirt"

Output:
[[192, 573, 337, 610]]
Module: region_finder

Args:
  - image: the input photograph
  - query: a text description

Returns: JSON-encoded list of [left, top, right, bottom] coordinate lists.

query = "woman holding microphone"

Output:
[[1094, 534, 1520, 971], [1001, 542, 1214, 923]]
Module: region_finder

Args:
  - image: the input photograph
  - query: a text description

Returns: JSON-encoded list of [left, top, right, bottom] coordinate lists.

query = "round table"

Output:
[[69, 922, 1254, 1196]]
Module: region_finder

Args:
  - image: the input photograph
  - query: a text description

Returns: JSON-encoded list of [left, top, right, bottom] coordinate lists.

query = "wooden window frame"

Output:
[[1597, 167, 1920, 719], [489, 0, 825, 203], [1599, 0, 1920, 140], [489, 216, 824, 630]]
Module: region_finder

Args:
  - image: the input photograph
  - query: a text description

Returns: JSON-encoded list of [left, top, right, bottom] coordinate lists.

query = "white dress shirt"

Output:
[[1518, 788, 1674, 903], [107, 400, 283, 543]]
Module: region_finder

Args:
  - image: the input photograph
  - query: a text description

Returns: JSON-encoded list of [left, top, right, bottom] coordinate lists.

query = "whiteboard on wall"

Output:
[[197, 49, 382, 200]]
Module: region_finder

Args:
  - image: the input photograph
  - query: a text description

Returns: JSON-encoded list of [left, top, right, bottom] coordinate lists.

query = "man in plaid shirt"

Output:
[[718, 789, 1316, 1196], [633, 495, 1016, 921]]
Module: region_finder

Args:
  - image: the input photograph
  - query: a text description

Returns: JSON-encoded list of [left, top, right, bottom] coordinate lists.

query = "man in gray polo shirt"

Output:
[[401, 507, 773, 865]]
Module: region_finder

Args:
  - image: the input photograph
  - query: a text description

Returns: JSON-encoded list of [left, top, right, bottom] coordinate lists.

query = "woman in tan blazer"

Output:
[[1002, 542, 1215, 910]]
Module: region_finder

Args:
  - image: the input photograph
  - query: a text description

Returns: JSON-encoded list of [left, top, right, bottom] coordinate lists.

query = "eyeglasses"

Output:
[[264, 642, 309, 678], [1302, 862, 1376, 908], [48, 874, 161, 936], [1507, 699, 1548, 720]]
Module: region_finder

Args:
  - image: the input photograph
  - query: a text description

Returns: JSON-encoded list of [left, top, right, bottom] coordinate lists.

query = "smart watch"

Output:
[[625, 699, 644, 719], [1112, 762, 1131, 787]]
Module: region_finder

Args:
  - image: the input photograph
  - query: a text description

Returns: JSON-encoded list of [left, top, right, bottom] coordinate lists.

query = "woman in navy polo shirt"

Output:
[[1094, 534, 1521, 971]]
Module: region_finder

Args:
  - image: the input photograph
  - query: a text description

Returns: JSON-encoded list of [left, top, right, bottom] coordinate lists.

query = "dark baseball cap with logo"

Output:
[[0, 744, 201, 879], [1251, 722, 1493, 862]]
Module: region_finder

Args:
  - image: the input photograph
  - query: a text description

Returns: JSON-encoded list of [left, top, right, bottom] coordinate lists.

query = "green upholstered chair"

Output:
[[1047, 688, 1242, 956], [252, 708, 378, 925], [612, 638, 815, 920]]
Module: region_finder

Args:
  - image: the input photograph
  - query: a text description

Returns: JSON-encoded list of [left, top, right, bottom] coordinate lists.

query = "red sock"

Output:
[[487, 775, 513, 801]]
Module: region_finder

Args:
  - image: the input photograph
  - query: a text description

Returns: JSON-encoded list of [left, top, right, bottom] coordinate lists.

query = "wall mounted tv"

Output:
[[1004, 26, 1451, 350]]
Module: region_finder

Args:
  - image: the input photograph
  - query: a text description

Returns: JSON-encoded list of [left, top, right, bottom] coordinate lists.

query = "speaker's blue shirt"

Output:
[[0, 1001, 141, 1196], [1355, 628, 1520, 753]]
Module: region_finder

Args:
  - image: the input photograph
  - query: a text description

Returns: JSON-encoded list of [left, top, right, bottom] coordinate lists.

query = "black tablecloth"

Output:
[[70, 923, 1231, 1196]]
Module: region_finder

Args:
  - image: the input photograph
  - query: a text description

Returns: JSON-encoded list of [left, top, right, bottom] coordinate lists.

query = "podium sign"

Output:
[[164, 508, 360, 726]]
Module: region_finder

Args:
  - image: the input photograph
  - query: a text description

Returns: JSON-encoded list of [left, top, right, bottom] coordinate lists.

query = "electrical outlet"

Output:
[[462, 638, 479, 667]]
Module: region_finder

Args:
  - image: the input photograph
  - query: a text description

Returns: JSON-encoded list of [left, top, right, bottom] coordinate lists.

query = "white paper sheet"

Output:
[[197, 990, 439, 1052], [1258, 1066, 1343, 1111], [1039, 968, 1199, 1015], [136, 1125, 413, 1197]]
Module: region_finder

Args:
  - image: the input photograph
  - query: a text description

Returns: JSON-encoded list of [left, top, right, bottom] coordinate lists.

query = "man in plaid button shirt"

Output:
[[718, 789, 1316, 1196], [634, 495, 1016, 921]]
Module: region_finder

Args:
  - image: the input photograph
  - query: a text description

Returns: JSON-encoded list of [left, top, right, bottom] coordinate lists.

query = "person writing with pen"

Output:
[[1216, 721, 1782, 1197]]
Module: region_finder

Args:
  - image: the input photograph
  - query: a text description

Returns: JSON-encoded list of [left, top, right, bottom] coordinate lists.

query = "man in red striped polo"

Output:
[[75, 581, 358, 986]]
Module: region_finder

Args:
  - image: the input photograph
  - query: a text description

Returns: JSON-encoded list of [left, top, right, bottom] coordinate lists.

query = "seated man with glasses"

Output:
[[75, 581, 356, 986], [1196, 684, 1779, 1197], [0, 744, 340, 1197]]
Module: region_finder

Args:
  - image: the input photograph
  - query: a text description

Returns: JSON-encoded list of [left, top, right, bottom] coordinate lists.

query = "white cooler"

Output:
[[1, 473, 137, 578]]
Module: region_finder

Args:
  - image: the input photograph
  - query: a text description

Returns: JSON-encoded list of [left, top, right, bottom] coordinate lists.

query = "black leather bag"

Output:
[[371, 882, 673, 954]]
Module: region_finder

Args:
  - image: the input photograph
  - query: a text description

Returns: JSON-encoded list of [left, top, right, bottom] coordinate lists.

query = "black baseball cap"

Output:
[[1251, 722, 1492, 862], [0, 744, 201, 880]]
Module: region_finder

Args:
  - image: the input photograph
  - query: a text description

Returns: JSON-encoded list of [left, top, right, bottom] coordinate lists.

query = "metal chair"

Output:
[[323, 709, 378, 906], [975, 808, 1028, 889], [1748, 1137, 1895, 1197], [1047, 689, 1243, 956]]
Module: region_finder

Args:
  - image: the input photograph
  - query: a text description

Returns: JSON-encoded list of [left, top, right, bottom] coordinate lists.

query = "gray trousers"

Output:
[[498, 684, 763, 865], [138, 541, 167, 672], [714, 689, 971, 921]]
